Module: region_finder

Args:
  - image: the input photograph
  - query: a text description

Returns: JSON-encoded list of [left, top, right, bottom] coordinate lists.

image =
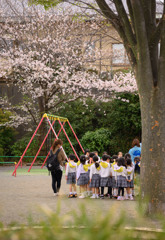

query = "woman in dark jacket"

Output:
[[51, 139, 66, 196]]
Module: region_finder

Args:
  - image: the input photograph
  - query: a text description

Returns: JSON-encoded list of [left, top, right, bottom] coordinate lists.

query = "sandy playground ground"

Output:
[[0, 166, 159, 228]]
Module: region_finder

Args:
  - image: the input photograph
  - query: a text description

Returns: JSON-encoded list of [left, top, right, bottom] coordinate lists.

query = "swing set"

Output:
[[12, 113, 84, 177]]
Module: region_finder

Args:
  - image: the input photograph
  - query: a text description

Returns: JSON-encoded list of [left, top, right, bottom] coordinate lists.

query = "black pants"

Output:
[[101, 187, 112, 196], [51, 170, 63, 193], [118, 187, 124, 196]]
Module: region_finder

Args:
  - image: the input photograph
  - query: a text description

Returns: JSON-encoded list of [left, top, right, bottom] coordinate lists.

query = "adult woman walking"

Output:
[[51, 139, 66, 196], [129, 138, 141, 164]]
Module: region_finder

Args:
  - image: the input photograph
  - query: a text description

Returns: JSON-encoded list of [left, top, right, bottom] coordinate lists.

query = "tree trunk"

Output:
[[139, 76, 165, 215], [138, 18, 165, 215]]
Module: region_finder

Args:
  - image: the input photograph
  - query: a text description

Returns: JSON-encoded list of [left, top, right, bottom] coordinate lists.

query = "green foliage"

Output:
[[11, 136, 39, 162], [0, 146, 4, 161], [0, 203, 164, 239], [81, 128, 111, 155], [0, 108, 12, 123], [62, 138, 79, 157], [0, 109, 16, 159], [8, 93, 140, 159], [29, 0, 62, 10], [55, 94, 141, 155], [106, 93, 141, 154]]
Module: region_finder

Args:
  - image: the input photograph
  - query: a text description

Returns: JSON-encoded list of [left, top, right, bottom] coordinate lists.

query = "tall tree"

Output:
[[31, 0, 165, 215]]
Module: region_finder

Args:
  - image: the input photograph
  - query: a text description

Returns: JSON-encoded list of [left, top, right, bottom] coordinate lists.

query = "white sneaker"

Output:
[[120, 196, 125, 201], [125, 195, 129, 200], [79, 195, 85, 199], [54, 193, 58, 196], [117, 196, 121, 200], [129, 195, 134, 201], [96, 195, 100, 199], [85, 191, 89, 197], [90, 195, 96, 199]]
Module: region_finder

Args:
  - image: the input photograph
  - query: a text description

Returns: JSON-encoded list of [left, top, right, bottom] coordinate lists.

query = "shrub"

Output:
[[0, 109, 16, 158], [81, 128, 111, 155], [0, 145, 4, 162], [0, 204, 164, 240], [11, 137, 39, 162]]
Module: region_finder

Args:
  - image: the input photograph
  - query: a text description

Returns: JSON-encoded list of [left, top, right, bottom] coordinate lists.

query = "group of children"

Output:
[[65, 150, 141, 200]]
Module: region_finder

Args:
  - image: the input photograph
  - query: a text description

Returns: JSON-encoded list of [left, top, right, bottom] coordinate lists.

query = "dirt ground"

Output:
[[0, 166, 158, 228]]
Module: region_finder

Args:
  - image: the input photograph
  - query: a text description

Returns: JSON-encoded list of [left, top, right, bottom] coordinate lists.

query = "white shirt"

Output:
[[90, 163, 100, 179], [111, 163, 118, 177], [65, 161, 77, 176], [100, 162, 111, 178], [115, 166, 127, 178], [77, 163, 88, 180], [126, 166, 134, 180]]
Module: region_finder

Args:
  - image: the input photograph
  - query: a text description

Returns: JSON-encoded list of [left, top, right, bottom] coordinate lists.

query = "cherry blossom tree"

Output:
[[0, 10, 136, 130]]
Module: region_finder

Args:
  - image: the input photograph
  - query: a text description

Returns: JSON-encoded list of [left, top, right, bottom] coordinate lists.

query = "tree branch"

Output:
[[95, 0, 120, 22], [151, 0, 156, 24], [130, 0, 153, 88], [47, 96, 81, 111], [61, 0, 103, 16], [114, 0, 137, 57], [159, 16, 165, 89], [126, 0, 136, 34], [95, 0, 137, 66], [25, 104, 38, 125], [140, 0, 155, 38], [47, 86, 61, 100], [147, 2, 165, 87], [150, 2, 165, 48]]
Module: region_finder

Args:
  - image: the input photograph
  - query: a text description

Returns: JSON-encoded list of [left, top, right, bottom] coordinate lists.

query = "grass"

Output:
[[5, 167, 65, 175], [0, 203, 165, 240]]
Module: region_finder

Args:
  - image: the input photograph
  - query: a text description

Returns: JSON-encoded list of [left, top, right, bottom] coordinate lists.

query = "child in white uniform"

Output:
[[100, 155, 112, 199], [116, 157, 127, 201], [125, 158, 134, 200], [89, 155, 101, 199], [86, 152, 95, 196], [111, 155, 118, 198], [66, 154, 77, 198], [77, 155, 89, 198]]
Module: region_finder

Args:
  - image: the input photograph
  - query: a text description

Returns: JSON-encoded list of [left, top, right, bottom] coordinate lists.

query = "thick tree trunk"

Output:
[[137, 18, 165, 215], [139, 78, 165, 215]]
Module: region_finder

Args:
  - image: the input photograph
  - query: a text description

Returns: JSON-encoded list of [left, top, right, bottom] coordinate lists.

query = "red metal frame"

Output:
[[28, 120, 56, 172], [58, 120, 80, 161], [67, 120, 85, 153], [41, 121, 66, 168], [12, 117, 44, 176], [12, 114, 84, 176], [46, 117, 68, 160]]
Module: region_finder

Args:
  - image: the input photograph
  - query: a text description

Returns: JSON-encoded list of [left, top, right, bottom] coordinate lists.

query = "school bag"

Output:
[[47, 148, 61, 171]]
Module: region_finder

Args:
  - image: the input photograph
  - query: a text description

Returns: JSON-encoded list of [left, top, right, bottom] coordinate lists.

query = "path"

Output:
[[0, 166, 159, 228]]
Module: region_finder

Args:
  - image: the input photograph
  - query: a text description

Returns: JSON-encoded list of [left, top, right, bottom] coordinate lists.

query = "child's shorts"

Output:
[[89, 174, 100, 188], [67, 172, 76, 184], [127, 176, 134, 188], [77, 172, 89, 186], [116, 175, 127, 188]]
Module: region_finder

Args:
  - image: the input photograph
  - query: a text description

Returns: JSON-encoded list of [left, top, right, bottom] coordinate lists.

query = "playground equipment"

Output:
[[12, 113, 84, 177]]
